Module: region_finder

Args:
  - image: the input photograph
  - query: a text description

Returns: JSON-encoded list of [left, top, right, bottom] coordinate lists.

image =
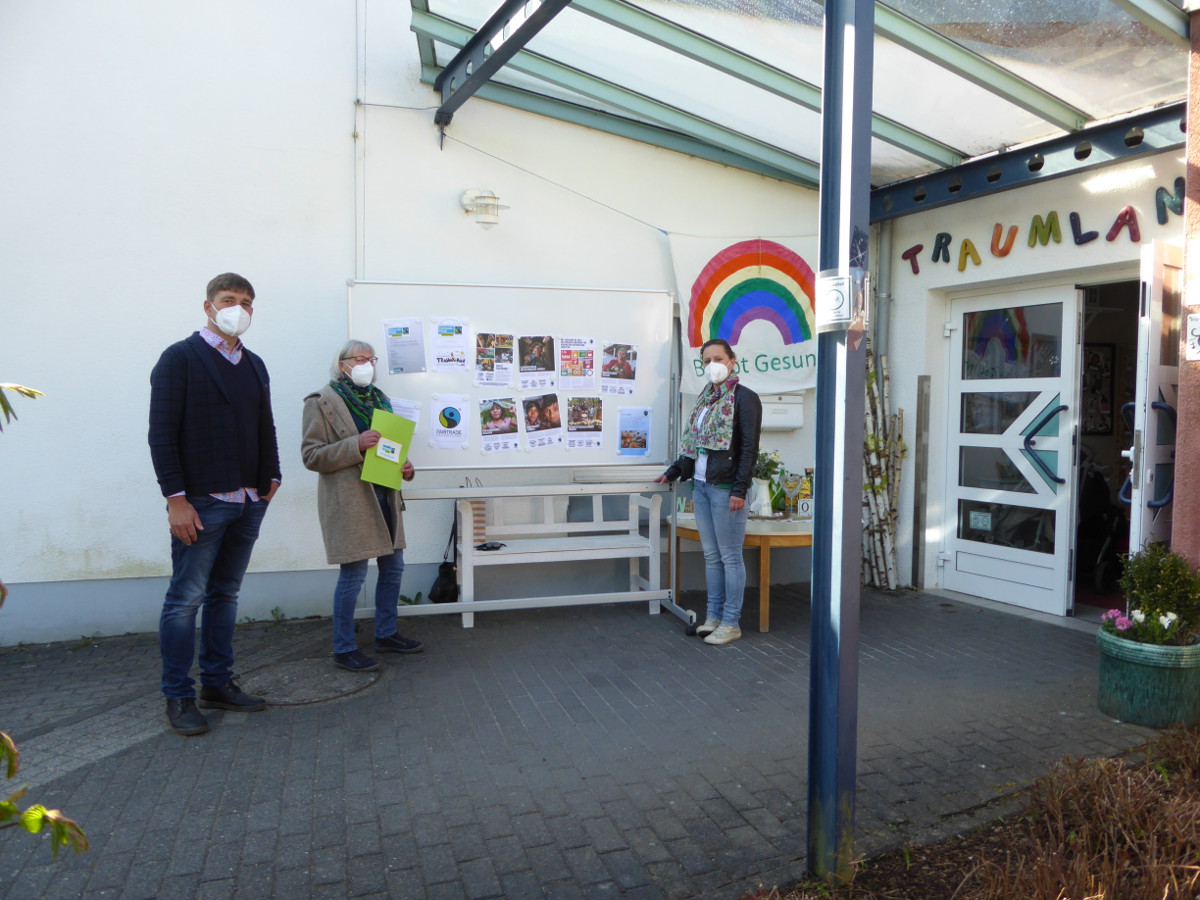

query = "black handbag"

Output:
[[428, 516, 459, 603]]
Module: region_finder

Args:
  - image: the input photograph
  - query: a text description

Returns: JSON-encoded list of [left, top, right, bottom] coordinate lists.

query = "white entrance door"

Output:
[[942, 285, 1080, 615], [1124, 242, 1182, 551]]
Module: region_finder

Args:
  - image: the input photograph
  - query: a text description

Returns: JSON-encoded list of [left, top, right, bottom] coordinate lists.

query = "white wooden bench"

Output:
[[453, 491, 663, 627]]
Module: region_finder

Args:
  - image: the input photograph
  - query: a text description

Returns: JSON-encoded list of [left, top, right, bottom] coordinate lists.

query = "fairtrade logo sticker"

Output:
[[376, 439, 402, 464]]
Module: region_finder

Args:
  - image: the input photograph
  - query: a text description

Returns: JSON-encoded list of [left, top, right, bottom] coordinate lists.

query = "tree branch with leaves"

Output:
[[0, 381, 87, 857]]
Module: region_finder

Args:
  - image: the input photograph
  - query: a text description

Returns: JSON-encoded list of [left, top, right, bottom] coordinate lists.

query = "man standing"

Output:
[[149, 273, 281, 736]]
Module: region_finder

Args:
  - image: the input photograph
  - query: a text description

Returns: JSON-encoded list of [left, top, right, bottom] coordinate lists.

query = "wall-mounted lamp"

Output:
[[460, 189, 508, 228]]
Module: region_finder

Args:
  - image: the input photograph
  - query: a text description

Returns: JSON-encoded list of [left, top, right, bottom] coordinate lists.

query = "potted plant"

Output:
[[1096, 542, 1200, 728], [751, 449, 782, 516]]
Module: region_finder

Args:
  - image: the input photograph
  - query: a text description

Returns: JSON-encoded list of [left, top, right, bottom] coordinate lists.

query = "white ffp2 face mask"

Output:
[[209, 303, 251, 337], [705, 361, 730, 384], [348, 362, 374, 387]]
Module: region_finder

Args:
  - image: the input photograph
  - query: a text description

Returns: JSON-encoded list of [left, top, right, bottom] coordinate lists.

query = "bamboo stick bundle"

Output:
[[872, 353, 889, 587], [862, 349, 890, 587], [861, 350, 907, 589], [862, 353, 878, 585], [862, 459, 888, 585], [861, 462, 880, 584]]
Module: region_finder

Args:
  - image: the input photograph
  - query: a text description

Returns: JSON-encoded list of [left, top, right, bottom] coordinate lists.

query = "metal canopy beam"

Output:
[[870, 100, 1187, 221], [418, 66, 812, 185], [413, 10, 821, 185], [871, 3, 1089, 132], [1110, 0, 1190, 45], [433, 0, 574, 126], [570, 0, 961, 168], [411, 0, 439, 70]]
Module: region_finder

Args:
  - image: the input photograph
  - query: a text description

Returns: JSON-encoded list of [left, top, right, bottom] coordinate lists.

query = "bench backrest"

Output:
[[459, 494, 649, 540]]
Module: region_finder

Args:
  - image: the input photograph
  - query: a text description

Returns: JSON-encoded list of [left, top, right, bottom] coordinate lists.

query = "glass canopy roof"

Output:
[[410, 0, 1189, 189]]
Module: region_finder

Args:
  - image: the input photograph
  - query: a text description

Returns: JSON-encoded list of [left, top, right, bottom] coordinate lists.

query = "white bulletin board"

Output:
[[348, 281, 674, 471]]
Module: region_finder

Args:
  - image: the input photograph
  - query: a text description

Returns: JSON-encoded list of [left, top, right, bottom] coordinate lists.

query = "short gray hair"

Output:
[[331, 339, 375, 380]]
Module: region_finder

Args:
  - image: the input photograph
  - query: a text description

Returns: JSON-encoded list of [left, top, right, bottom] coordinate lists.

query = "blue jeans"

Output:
[[332, 550, 405, 654], [691, 480, 750, 626], [159, 496, 269, 699]]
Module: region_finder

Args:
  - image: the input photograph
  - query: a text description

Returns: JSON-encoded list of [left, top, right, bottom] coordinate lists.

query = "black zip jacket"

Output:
[[662, 383, 762, 499]]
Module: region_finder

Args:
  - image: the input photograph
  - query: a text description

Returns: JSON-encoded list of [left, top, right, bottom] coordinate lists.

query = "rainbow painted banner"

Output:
[[669, 235, 819, 395]]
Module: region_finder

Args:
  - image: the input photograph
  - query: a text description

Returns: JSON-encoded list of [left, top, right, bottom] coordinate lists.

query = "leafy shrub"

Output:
[[1109, 542, 1200, 645]]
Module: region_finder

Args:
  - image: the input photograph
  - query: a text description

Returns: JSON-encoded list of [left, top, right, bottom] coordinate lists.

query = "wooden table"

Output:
[[674, 515, 813, 633]]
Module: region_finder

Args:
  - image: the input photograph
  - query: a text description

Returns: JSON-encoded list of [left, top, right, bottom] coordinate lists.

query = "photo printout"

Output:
[[518, 335, 556, 392], [566, 396, 603, 450], [522, 393, 562, 450], [474, 332, 514, 387], [479, 397, 520, 453], [600, 342, 638, 395]]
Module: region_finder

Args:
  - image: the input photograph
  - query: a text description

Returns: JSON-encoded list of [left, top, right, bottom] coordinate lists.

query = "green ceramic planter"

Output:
[[1096, 628, 1200, 728]]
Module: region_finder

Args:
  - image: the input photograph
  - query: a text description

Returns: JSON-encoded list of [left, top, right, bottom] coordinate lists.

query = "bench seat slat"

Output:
[[459, 535, 650, 565]]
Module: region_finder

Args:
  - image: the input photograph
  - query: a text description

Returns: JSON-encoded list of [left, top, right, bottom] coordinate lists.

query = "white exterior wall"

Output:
[[0, 0, 819, 643], [884, 150, 1186, 591]]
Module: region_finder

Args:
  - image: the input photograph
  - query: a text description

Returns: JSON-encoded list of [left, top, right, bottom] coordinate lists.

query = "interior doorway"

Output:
[[1074, 281, 1138, 612]]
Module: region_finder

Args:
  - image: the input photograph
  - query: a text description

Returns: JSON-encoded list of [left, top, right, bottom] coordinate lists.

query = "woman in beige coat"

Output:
[[301, 339, 424, 672]]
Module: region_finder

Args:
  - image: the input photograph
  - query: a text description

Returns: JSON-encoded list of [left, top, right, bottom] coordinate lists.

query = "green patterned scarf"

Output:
[[680, 376, 739, 458], [330, 377, 392, 432]]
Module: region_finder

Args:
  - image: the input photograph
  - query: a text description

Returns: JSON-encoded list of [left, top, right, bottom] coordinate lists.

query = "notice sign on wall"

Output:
[[1187, 312, 1200, 362]]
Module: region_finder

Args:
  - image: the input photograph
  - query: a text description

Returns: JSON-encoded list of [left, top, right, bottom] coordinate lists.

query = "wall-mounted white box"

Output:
[[761, 395, 804, 431]]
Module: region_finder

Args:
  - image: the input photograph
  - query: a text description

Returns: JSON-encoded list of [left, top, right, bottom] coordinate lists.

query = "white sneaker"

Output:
[[695, 617, 720, 637], [704, 624, 742, 645]]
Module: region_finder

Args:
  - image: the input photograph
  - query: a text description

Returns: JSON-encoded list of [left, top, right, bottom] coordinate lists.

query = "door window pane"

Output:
[[1154, 462, 1174, 506], [962, 303, 1062, 379], [958, 500, 1055, 553], [961, 391, 1040, 434], [959, 447, 1035, 493], [1156, 399, 1177, 446], [1161, 264, 1181, 367]]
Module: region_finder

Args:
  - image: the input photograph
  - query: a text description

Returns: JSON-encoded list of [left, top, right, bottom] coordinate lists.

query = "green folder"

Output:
[[360, 408, 416, 489]]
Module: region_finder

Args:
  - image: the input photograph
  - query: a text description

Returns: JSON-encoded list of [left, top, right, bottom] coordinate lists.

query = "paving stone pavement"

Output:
[[0, 587, 1155, 899]]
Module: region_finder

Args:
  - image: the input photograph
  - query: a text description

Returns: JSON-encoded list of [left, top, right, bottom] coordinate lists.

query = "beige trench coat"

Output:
[[301, 384, 406, 565]]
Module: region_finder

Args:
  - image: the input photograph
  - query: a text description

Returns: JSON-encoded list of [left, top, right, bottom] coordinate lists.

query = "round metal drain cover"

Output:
[[242, 657, 379, 705]]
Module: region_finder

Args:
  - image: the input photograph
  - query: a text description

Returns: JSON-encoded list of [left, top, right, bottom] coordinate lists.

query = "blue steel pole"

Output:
[[807, 0, 873, 883]]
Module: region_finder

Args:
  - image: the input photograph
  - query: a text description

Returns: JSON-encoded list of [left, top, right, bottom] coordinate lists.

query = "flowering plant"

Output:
[[753, 449, 782, 480], [1103, 543, 1200, 646]]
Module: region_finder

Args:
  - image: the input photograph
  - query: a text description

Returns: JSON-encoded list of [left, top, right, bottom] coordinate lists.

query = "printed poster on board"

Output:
[[566, 397, 602, 450], [668, 235, 818, 395], [382, 317, 426, 374], [430, 317, 470, 373], [427, 394, 468, 449], [557, 336, 595, 392], [618, 406, 651, 457], [479, 397, 520, 453], [387, 397, 422, 431], [522, 393, 562, 450], [474, 332, 514, 387], [599, 342, 638, 396], [518, 335, 556, 391]]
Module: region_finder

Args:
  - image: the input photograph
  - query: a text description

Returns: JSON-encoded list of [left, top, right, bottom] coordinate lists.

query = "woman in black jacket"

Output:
[[656, 339, 762, 645]]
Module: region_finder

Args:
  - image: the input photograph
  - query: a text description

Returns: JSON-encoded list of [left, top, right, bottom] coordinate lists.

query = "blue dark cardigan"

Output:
[[148, 332, 281, 498]]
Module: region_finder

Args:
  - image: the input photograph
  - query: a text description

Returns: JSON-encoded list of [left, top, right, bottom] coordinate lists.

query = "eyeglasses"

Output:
[[343, 356, 378, 365]]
